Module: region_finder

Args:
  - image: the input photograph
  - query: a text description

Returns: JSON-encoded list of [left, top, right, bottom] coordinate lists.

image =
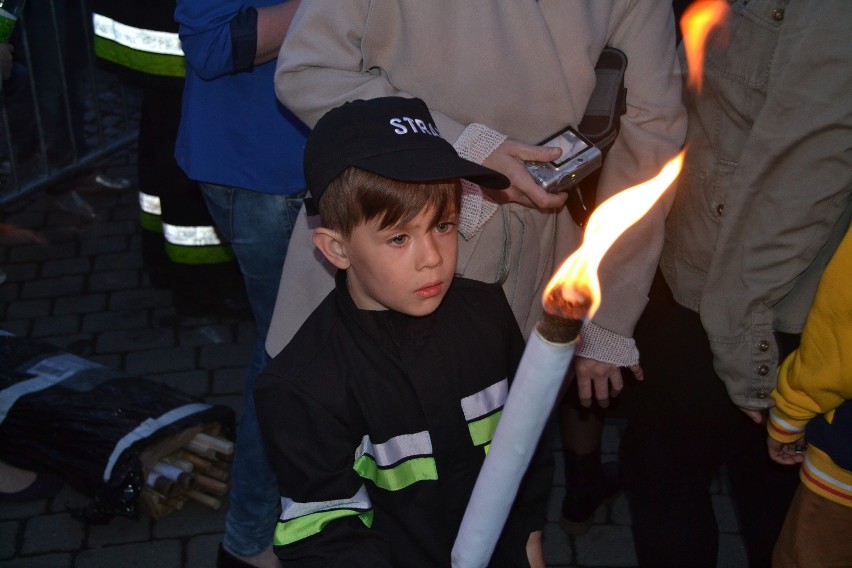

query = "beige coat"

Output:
[[266, 0, 686, 356]]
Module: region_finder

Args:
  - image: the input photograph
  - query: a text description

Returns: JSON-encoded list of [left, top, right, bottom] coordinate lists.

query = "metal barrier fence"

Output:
[[0, 0, 140, 207]]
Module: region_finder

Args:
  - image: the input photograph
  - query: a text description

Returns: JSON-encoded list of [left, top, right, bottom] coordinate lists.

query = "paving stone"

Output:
[[31, 314, 81, 338], [198, 342, 254, 370], [109, 288, 172, 311], [79, 235, 130, 256], [124, 346, 196, 376], [87, 516, 152, 548], [147, 369, 210, 398], [0, 552, 73, 568], [96, 328, 176, 354], [88, 269, 141, 292], [575, 525, 637, 567], [74, 539, 182, 568], [151, 502, 225, 539], [178, 324, 235, 347], [717, 533, 748, 568], [83, 310, 150, 333], [41, 256, 93, 277], [93, 251, 144, 272], [0, 520, 19, 560], [713, 493, 742, 533], [185, 533, 223, 568], [8, 241, 76, 263], [20, 275, 86, 300], [0, 319, 30, 336], [77, 219, 138, 240], [0, 262, 38, 283], [542, 522, 574, 567], [54, 294, 108, 315], [5, 298, 52, 320], [21, 513, 85, 554]]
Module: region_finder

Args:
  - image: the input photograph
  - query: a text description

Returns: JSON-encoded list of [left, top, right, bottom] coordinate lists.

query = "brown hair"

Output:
[[318, 167, 462, 237]]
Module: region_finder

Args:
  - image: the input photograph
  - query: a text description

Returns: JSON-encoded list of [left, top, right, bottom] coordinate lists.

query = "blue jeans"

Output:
[[200, 183, 304, 557]]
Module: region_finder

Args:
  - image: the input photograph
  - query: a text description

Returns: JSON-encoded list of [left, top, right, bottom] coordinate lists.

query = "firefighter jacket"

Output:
[[92, 1, 184, 88], [255, 271, 553, 567]]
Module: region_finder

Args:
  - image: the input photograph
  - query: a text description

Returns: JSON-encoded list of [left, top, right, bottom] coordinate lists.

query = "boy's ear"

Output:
[[312, 228, 350, 270]]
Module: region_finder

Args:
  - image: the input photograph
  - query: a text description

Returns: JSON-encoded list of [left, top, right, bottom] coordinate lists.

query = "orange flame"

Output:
[[543, 152, 684, 318], [680, 0, 729, 92]]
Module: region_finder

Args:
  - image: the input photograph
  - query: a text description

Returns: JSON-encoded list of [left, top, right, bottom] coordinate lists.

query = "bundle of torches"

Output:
[[452, 2, 728, 565], [138, 427, 234, 518]]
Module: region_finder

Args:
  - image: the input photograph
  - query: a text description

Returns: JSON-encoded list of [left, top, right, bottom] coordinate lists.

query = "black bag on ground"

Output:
[[0, 332, 235, 523]]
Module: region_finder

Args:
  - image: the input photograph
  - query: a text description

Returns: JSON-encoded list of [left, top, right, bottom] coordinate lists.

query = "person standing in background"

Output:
[[92, 2, 244, 317], [174, 1, 306, 567], [767, 223, 852, 568], [620, 2, 852, 566]]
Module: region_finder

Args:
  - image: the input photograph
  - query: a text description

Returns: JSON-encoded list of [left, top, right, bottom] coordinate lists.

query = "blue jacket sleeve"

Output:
[[175, 0, 257, 80]]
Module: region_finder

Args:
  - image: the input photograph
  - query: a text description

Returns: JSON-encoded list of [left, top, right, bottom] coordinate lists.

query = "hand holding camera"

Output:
[[524, 126, 602, 194]]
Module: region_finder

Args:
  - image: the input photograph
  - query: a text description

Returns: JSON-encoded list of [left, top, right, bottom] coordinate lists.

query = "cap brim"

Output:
[[352, 148, 510, 190]]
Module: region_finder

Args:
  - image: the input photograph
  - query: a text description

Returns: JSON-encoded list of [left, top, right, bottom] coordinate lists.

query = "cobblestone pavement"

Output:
[[0, 159, 748, 567]]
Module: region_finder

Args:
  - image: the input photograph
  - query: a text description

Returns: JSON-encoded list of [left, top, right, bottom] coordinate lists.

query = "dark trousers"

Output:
[[619, 271, 800, 568]]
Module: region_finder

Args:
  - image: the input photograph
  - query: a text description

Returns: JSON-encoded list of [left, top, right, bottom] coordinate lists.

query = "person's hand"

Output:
[[525, 531, 545, 568], [481, 139, 569, 210], [738, 397, 774, 424], [573, 356, 643, 408], [0, 43, 13, 81], [767, 435, 806, 466]]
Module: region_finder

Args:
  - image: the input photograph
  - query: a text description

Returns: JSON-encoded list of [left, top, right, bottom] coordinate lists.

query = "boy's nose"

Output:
[[417, 235, 443, 269]]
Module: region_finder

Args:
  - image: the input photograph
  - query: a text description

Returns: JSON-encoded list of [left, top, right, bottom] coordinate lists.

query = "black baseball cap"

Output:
[[303, 97, 510, 211]]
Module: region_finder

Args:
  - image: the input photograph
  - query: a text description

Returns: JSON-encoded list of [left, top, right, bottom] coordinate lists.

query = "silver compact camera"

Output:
[[524, 126, 602, 194]]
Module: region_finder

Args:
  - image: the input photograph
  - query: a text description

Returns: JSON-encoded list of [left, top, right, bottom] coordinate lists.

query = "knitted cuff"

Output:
[[453, 124, 507, 240], [576, 321, 640, 367]]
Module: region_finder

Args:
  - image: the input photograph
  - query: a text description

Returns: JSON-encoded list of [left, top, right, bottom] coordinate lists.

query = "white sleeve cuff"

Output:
[[453, 124, 507, 240], [576, 320, 640, 367]]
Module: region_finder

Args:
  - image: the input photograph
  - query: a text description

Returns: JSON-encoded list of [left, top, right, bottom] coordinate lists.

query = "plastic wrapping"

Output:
[[0, 332, 235, 523]]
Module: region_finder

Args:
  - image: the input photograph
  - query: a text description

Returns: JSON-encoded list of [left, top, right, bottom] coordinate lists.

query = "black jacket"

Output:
[[255, 271, 553, 567]]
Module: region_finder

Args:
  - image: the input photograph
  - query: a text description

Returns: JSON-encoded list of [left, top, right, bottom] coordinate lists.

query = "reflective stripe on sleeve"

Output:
[[93, 13, 185, 77], [353, 432, 438, 490], [274, 486, 373, 546], [461, 379, 508, 448]]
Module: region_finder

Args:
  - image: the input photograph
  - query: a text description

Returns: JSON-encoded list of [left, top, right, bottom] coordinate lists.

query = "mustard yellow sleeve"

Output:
[[768, 225, 852, 443]]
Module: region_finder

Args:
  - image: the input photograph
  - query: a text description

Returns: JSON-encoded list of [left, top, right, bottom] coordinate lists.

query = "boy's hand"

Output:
[[481, 139, 569, 210], [767, 436, 806, 466]]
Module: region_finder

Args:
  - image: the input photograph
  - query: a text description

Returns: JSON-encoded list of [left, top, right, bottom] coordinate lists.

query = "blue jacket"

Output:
[[174, 0, 307, 194]]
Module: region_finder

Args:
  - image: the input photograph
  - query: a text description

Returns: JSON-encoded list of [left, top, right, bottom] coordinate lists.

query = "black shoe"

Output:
[[217, 544, 256, 568], [560, 451, 622, 536], [0, 471, 63, 503]]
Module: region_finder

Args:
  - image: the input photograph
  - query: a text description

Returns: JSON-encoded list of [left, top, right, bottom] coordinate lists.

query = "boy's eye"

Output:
[[389, 234, 408, 246], [435, 222, 455, 234]]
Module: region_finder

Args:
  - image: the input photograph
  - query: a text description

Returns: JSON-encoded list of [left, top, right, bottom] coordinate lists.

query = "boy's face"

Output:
[[342, 206, 458, 316]]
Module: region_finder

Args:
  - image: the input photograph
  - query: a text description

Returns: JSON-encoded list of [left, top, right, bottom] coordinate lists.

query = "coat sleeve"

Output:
[[700, 5, 852, 407], [254, 365, 394, 567], [175, 0, 255, 79], [769, 226, 852, 443], [589, 0, 687, 339]]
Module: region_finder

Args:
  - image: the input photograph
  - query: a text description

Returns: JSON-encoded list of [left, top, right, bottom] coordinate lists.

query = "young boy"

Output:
[[254, 97, 553, 567]]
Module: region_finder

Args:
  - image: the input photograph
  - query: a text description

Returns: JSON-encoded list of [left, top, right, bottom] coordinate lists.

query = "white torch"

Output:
[[452, 153, 685, 568]]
